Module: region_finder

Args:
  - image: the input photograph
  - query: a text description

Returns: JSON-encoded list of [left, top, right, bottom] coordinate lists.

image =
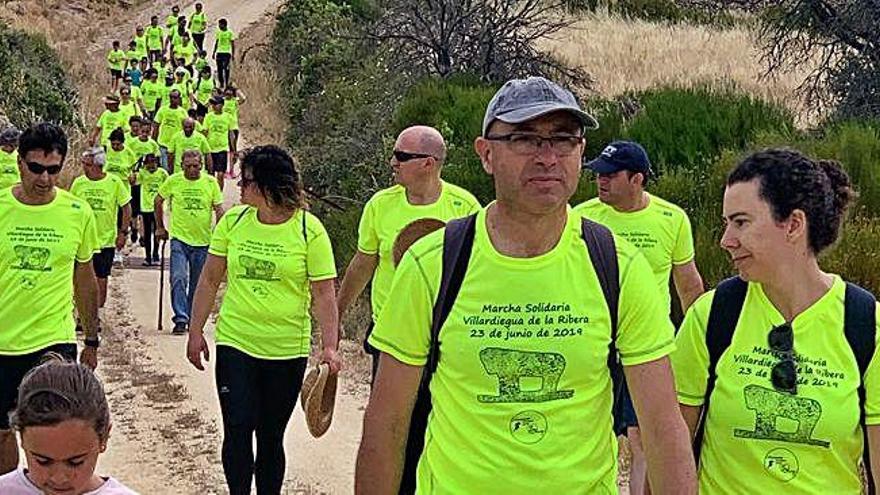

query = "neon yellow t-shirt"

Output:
[[69, 174, 131, 249], [194, 57, 209, 73], [95, 109, 131, 147], [157, 172, 223, 246], [223, 97, 240, 130], [0, 188, 100, 355], [154, 106, 188, 148], [140, 80, 163, 112], [369, 207, 675, 494], [189, 12, 207, 34], [125, 50, 140, 65], [573, 193, 695, 313], [357, 182, 480, 321], [175, 42, 196, 66], [170, 80, 192, 103], [210, 205, 337, 359], [216, 29, 235, 54], [119, 100, 141, 122], [204, 111, 232, 153], [671, 277, 880, 494], [107, 49, 126, 71], [104, 146, 136, 193], [171, 131, 210, 169], [134, 34, 148, 57], [194, 78, 214, 106], [0, 149, 19, 189], [145, 26, 165, 51], [165, 15, 178, 30], [128, 137, 160, 161], [136, 168, 169, 213]]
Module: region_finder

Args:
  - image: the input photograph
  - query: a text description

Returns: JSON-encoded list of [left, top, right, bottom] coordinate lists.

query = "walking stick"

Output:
[[158, 240, 167, 332]]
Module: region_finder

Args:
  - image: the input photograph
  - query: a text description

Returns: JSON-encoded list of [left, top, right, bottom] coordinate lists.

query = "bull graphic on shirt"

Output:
[[85, 196, 106, 212], [182, 197, 204, 211], [238, 255, 280, 281], [13, 245, 51, 272], [733, 384, 830, 448], [478, 347, 574, 403]]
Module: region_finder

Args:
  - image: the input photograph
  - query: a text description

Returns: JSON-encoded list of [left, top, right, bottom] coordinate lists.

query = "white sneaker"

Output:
[[113, 252, 124, 266]]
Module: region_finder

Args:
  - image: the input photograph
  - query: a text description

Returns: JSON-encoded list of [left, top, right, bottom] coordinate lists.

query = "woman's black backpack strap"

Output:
[[844, 282, 877, 495], [693, 276, 748, 462]]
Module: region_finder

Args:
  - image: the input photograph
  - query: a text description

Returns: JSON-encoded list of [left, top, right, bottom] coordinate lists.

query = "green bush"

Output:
[[623, 84, 795, 174], [0, 23, 79, 128]]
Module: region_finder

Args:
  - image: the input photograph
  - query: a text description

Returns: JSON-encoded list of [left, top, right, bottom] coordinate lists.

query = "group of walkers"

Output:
[[0, 71, 878, 495]]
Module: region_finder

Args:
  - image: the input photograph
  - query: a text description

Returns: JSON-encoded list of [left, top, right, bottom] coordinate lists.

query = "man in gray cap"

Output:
[[355, 76, 696, 494]]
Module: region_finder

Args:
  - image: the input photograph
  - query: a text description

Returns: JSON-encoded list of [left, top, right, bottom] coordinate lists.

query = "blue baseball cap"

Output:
[[586, 141, 653, 176]]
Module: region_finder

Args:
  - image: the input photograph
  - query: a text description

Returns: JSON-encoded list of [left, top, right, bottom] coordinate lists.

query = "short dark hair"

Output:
[[129, 115, 141, 126], [240, 145, 307, 210], [109, 127, 126, 143], [19, 122, 68, 161], [728, 148, 856, 255]]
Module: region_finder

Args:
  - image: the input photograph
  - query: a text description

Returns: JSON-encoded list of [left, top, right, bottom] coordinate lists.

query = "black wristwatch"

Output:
[[84, 337, 100, 348]]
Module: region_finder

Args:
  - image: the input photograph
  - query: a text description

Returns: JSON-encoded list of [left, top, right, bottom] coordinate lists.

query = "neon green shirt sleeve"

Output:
[[669, 291, 714, 406], [863, 304, 880, 425], [305, 212, 337, 281], [673, 211, 696, 265], [356, 198, 378, 254], [615, 244, 677, 366]]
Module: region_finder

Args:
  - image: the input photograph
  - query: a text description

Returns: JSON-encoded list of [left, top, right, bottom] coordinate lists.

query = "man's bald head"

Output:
[[397, 126, 447, 165], [183, 118, 196, 135]]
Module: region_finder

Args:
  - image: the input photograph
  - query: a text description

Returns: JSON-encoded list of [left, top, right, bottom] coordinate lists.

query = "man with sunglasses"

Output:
[[573, 141, 705, 495], [671, 149, 880, 493], [0, 122, 101, 475], [356, 77, 696, 494], [337, 125, 480, 383]]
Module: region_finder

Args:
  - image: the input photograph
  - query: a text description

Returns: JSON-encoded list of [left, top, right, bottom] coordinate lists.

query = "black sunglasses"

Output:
[[393, 150, 434, 163], [25, 161, 63, 175], [768, 323, 797, 394]]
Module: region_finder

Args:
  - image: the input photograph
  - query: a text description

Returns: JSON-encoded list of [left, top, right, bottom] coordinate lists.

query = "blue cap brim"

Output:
[[585, 157, 622, 173]]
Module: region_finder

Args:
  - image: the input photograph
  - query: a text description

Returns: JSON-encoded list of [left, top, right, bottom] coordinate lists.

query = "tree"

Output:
[[684, 0, 880, 120], [369, 0, 592, 91]]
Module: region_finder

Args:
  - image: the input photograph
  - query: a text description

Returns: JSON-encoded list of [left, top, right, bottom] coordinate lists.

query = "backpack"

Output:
[[693, 276, 876, 493], [400, 213, 624, 493]]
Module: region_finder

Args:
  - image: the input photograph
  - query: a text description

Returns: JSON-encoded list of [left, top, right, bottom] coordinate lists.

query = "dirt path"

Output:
[[84, 1, 373, 493]]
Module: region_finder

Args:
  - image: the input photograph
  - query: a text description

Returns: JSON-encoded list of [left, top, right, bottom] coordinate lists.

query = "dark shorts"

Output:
[[110, 68, 123, 78], [210, 151, 228, 173], [131, 185, 141, 216], [93, 247, 115, 278], [0, 343, 77, 429]]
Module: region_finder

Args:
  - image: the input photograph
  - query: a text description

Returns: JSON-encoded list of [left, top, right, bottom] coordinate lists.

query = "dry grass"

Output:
[[541, 11, 815, 123], [234, 8, 288, 148]]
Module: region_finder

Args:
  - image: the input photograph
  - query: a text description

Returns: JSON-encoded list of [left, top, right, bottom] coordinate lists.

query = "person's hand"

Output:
[[80, 347, 98, 370], [321, 347, 343, 374], [155, 227, 169, 241], [187, 331, 210, 371], [115, 232, 126, 250]]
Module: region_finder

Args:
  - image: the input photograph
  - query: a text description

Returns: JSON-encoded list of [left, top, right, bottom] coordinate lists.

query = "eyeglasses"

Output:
[[25, 161, 63, 175], [485, 133, 584, 156], [768, 323, 797, 394], [392, 150, 435, 163]]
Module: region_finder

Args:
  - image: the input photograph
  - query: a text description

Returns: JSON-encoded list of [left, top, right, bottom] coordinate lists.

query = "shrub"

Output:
[[623, 84, 795, 174], [0, 23, 79, 128]]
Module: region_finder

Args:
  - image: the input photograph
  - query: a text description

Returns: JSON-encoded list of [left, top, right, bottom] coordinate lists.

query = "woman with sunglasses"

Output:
[[671, 148, 880, 493], [186, 145, 341, 495]]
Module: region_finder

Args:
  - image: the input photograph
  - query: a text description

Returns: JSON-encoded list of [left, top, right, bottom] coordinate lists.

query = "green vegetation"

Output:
[[271, 0, 880, 297], [0, 22, 80, 128]]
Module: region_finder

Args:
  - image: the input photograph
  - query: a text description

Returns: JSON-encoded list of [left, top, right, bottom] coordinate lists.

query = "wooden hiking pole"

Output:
[[158, 240, 166, 331]]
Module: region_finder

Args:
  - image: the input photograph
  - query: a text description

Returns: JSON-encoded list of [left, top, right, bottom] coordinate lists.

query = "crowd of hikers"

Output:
[[0, 7, 878, 493]]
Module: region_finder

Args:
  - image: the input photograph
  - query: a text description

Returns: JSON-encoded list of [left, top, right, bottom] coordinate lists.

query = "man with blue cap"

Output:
[[356, 77, 697, 494], [574, 140, 705, 495]]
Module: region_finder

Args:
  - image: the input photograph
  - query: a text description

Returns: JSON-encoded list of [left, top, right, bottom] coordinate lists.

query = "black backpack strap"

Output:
[[427, 214, 478, 374], [844, 282, 877, 495], [401, 214, 477, 495], [693, 276, 748, 462], [580, 218, 623, 434]]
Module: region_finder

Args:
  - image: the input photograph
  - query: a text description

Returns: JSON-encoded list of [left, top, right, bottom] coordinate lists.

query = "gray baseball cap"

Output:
[[482, 76, 599, 136]]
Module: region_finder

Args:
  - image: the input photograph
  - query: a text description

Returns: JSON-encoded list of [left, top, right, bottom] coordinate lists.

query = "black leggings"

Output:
[[141, 212, 156, 261], [192, 32, 206, 53], [216, 345, 307, 495], [217, 53, 232, 88]]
